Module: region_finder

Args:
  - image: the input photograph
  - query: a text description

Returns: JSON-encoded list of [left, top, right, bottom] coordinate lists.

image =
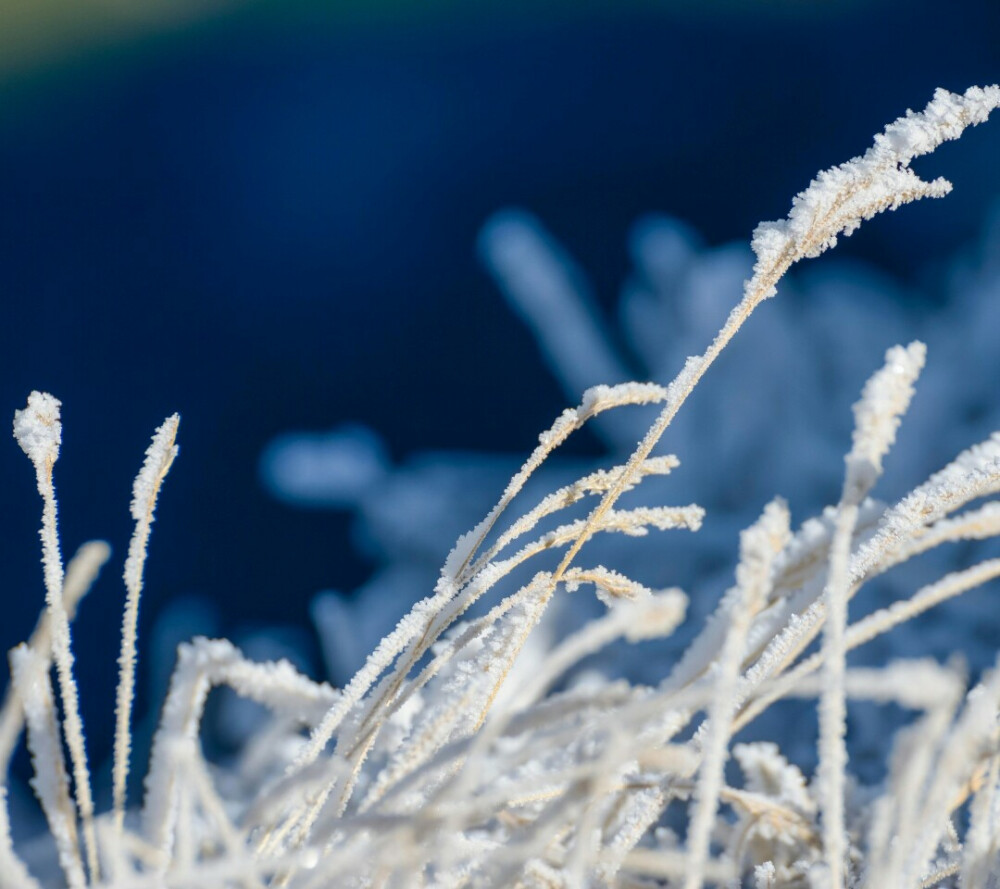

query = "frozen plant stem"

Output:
[[553, 86, 1000, 589], [13, 393, 100, 884], [9, 645, 84, 889], [0, 540, 110, 781], [684, 501, 789, 889], [112, 414, 180, 837], [3, 84, 1000, 889], [819, 342, 925, 889], [281, 83, 1000, 867]]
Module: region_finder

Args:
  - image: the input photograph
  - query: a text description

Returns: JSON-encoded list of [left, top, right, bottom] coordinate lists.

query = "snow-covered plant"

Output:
[[3, 85, 1000, 888]]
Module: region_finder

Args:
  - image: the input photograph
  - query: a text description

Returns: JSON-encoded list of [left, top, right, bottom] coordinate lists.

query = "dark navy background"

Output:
[[1, 1, 998, 776]]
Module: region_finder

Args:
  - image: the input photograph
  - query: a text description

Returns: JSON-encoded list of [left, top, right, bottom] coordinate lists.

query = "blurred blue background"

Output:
[[1, 0, 999, 781]]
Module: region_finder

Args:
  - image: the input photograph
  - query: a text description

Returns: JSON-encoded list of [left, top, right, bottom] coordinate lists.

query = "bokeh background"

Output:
[[2, 0, 999, 787]]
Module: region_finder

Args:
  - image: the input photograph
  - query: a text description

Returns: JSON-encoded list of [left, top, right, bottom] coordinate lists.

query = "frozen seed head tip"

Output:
[[131, 415, 180, 521], [13, 391, 62, 468]]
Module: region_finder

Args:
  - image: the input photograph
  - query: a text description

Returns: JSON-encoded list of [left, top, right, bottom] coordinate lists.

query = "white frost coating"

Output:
[[850, 432, 1000, 584], [732, 558, 1000, 741], [684, 500, 788, 889], [844, 558, 1000, 654], [12, 391, 61, 472], [6, 87, 1000, 888], [8, 645, 85, 889], [0, 786, 42, 889], [847, 341, 925, 487], [563, 565, 655, 602], [670, 503, 859, 696], [0, 542, 101, 888], [749, 433, 1000, 726], [509, 585, 686, 708], [733, 742, 815, 817], [748, 86, 1000, 299], [594, 786, 665, 884], [754, 861, 777, 889], [821, 342, 924, 889], [439, 379, 670, 590], [143, 637, 337, 859], [0, 540, 110, 779], [578, 381, 669, 415], [12, 393, 100, 884], [447, 506, 703, 606], [362, 597, 544, 811], [114, 414, 179, 835], [291, 593, 445, 774], [550, 89, 1000, 601], [738, 431, 1000, 738], [784, 661, 963, 712], [128, 414, 180, 523], [464, 455, 680, 587], [963, 756, 1000, 889], [874, 85, 1000, 164], [902, 660, 1000, 886]]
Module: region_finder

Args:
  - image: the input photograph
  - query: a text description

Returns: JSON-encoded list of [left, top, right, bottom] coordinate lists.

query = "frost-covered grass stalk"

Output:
[[2, 85, 1000, 888]]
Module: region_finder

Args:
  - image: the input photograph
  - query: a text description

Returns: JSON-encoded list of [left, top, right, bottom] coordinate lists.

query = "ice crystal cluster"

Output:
[[3, 85, 1000, 888]]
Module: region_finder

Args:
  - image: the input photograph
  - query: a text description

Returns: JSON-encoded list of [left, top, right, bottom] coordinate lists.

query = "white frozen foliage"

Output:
[[4, 85, 1000, 888]]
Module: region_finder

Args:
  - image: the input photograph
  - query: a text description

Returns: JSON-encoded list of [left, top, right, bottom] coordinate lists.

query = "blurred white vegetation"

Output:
[[3, 85, 1000, 888]]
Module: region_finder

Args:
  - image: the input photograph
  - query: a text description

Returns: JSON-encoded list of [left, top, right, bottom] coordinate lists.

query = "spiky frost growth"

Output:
[[1, 84, 999, 889], [0, 540, 110, 782], [9, 645, 84, 889], [685, 500, 789, 889], [817, 341, 926, 889], [13, 393, 100, 884], [113, 414, 179, 836], [749, 86, 1000, 293]]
